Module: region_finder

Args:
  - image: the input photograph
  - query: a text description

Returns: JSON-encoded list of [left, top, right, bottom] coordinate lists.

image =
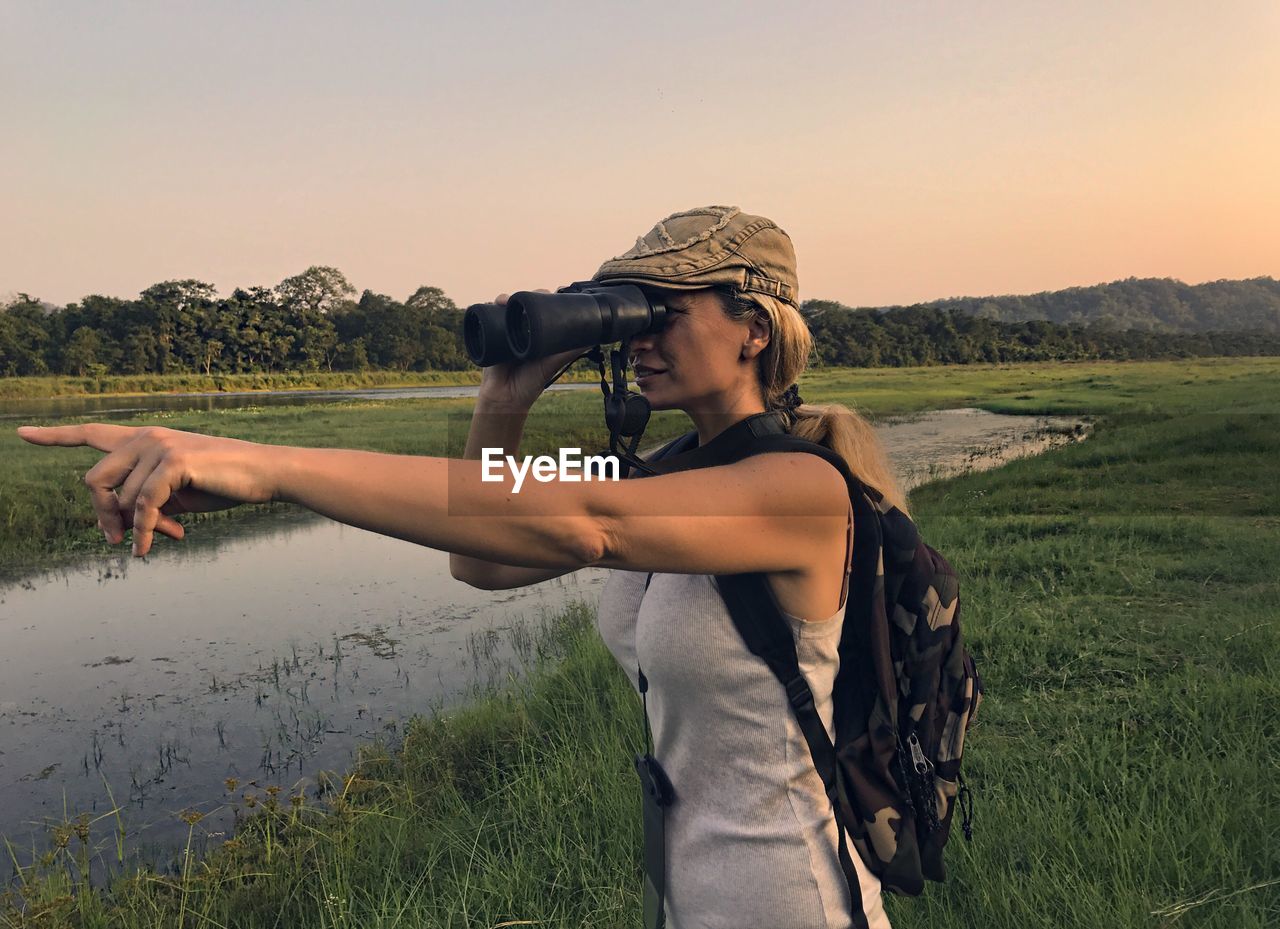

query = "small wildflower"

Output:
[[179, 809, 205, 826], [224, 777, 239, 793]]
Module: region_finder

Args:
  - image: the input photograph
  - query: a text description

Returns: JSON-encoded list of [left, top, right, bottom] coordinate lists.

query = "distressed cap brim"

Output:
[[591, 205, 800, 309]]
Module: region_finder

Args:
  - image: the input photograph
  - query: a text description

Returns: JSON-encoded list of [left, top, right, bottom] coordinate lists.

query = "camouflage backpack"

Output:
[[643, 411, 984, 919]]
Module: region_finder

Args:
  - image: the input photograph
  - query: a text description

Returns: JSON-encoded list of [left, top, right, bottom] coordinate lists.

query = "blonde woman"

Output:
[[19, 206, 905, 929]]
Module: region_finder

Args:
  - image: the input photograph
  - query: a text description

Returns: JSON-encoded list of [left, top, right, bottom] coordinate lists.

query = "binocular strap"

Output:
[[635, 572, 676, 929], [636, 744, 674, 929], [593, 343, 655, 477]]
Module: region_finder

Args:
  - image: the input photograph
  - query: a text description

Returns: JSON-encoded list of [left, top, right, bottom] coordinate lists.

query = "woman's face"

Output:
[[625, 288, 767, 412]]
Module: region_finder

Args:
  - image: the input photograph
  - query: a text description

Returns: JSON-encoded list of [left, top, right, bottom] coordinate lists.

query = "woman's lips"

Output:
[[634, 369, 666, 383]]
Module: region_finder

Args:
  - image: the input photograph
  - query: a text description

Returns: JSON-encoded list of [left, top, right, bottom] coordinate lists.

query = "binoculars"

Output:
[[464, 281, 669, 366]]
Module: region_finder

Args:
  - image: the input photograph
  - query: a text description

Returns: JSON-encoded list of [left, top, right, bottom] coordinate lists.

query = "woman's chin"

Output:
[[637, 387, 675, 411]]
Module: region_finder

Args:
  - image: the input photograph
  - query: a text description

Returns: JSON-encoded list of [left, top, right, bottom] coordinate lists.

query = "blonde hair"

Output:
[[713, 286, 911, 517]]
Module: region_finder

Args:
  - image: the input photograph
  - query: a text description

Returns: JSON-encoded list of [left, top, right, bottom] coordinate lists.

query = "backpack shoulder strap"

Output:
[[715, 567, 872, 929], [639, 411, 799, 476], [723, 433, 855, 483], [644, 429, 699, 464], [706, 432, 878, 928]]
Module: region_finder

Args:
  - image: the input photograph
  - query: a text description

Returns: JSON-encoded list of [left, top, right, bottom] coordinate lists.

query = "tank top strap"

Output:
[[838, 498, 854, 614]]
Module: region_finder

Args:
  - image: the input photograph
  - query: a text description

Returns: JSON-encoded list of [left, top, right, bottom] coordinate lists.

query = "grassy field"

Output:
[[4, 356, 1276, 576], [0, 370, 482, 400], [0, 368, 610, 401], [2, 356, 1278, 927]]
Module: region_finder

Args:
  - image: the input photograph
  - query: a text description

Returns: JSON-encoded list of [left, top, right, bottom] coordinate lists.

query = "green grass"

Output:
[[0, 368, 604, 400], [2, 356, 1279, 927], [0, 369, 475, 400], [800, 354, 1280, 416], [0, 368, 499, 401]]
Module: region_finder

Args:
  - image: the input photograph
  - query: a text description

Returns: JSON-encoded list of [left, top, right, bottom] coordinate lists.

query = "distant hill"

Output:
[[846, 277, 1280, 334]]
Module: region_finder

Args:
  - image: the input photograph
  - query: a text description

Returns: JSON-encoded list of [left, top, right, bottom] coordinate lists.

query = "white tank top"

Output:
[[595, 535, 893, 929]]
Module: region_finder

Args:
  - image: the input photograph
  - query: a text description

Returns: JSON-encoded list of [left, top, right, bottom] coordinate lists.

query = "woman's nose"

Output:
[[627, 329, 658, 354]]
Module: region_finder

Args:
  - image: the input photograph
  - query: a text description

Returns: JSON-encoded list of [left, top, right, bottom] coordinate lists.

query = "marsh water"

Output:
[[0, 381, 595, 423], [0, 393, 1089, 876]]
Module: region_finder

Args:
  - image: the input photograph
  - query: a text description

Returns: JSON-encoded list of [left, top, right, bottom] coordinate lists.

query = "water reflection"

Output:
[[0, 508, 609, 876]]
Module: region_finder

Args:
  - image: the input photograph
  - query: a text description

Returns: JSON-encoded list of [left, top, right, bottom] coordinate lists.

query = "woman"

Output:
[[18, 206, 905, 929]]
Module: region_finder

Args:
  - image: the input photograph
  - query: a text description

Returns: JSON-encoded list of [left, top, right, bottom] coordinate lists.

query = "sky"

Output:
[[2, 0, 1277, 310]]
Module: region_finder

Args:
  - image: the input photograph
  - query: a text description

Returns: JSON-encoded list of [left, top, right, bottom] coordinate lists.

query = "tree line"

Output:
[[875, 275, 1280, 334], [2, 269, 1278, 377], [0, 268, 467, 377], [802, 301, 1280, 367]]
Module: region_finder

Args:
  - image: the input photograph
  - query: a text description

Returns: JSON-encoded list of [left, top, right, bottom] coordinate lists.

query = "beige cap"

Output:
[[591, 205, 800, 309]]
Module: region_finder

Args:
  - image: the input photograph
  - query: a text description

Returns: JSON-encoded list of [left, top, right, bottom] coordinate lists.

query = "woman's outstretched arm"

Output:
[[15, 422, 848, 576]]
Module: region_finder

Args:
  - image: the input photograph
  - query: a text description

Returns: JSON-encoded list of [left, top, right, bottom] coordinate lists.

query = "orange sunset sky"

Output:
[[3, 0, 1277, 310]]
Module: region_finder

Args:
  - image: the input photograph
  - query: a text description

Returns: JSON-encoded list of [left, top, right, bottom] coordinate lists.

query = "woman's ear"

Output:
[[741, 314, 771, 361]]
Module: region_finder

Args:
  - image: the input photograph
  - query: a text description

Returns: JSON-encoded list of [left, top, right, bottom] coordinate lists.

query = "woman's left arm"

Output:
[[15, 423, 848, 575]]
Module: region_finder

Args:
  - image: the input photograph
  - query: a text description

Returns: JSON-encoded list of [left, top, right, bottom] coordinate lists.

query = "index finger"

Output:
[[16, 424, 139, 452]]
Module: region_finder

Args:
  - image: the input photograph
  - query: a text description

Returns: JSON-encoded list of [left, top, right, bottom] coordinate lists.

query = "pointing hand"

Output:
[[16, 423, 277, 556]]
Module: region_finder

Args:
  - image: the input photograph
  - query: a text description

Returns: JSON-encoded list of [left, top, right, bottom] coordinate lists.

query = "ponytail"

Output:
[[789, 403, 911, 517]]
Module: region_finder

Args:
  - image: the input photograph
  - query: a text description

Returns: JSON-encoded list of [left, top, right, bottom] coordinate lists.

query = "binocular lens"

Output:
[[508, 303, 533, 358], [463, 283, 666, 366], [462, 302, 516, 366]]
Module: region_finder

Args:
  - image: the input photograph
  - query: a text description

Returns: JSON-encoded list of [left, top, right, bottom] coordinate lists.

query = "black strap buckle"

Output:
[[784, 674, 816, 713]]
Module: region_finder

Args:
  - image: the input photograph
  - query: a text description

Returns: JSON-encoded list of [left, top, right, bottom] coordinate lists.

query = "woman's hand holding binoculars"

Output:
[[475, 290, 592, 411]]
